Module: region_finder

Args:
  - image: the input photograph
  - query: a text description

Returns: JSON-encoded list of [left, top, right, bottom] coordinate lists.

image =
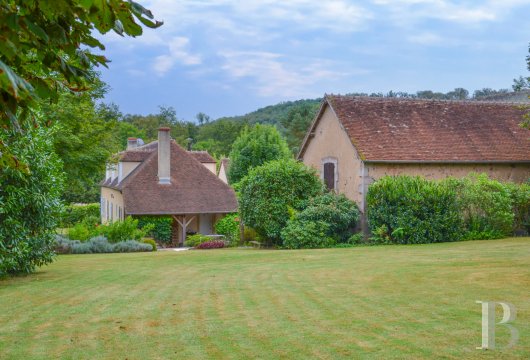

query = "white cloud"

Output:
[[372, 0, 530, 24], [219, 51, 360, 97], [153, 37, 201, 75], [143, 0, 373, 34], [408, 32, 445, 45]]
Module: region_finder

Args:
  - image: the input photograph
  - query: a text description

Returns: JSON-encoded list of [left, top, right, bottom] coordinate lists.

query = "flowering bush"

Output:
[[196, 240, 225, 249]]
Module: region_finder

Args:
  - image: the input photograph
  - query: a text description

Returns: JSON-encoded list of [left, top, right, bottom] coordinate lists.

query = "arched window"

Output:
[[321, 157, 338, 191]]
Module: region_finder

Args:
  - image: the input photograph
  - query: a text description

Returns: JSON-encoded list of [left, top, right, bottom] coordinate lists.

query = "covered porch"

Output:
[[171, 213, 225, 247]]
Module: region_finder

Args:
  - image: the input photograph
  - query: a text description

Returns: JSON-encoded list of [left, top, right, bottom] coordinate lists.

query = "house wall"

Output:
[[202, 163, 216, 174], [365, 163, 530, 185], [100, 187, 125, 224], [218, 164, 228, 184], [300, 105, 365, 205], [119, 161, 141, 182]]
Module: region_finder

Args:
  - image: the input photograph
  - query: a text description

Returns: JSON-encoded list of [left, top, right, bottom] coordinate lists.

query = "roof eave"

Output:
[[363, 159, 530, 164], [125, 209, 237, 215], [296, 97, 330, 160]]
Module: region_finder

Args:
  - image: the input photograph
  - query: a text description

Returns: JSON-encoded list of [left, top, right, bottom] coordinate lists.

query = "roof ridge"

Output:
[[326, 94, 529, 106]]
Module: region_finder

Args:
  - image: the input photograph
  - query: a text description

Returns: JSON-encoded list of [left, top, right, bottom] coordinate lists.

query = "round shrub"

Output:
[[214, 213, 240, 245], [185, 234, 212, 247], [67, 222, 96, 242], [281, 220, 335, 249], [297, 193, 359, 242], [142, 238, 157, 251], [366, 176, 463, 244], [239, 159, 324, 245]]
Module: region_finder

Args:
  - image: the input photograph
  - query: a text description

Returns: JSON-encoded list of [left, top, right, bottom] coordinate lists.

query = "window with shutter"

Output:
[[324, 162, 335, 191]]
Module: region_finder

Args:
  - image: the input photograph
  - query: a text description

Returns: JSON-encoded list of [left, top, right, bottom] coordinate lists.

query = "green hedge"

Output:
[[366, 174, 530, 244], [367, 176, 462, 244], [508, 182, 530, 233], [449, 174, 514, 240], [60, 203, 100, 227], [136, 216, 173, 244]]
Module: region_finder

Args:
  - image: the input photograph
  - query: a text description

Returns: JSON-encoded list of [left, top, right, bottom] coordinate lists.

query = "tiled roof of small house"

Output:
[[189, 151, 216, 163], [299, 95, 530, 162], [119, 141, 158, 161], [104, 141, 238, 215]]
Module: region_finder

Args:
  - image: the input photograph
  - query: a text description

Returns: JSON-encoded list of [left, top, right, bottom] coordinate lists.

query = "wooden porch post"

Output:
[[172, 215, 196, 247]]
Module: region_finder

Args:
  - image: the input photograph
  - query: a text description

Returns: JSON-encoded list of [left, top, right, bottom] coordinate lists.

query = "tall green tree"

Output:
[[0, 0, 161, 169], [0, 125, 64, 276], [40, 81, 122, 203], [0, 1, 160, 275], [279, 102, 319, 154], [228, 124, 291, 184], [123, 106, 199, 148], [194, 118, 247, 157]]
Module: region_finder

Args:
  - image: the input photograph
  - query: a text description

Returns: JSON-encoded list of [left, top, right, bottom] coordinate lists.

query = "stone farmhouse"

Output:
[[298, 95, 530, 226]]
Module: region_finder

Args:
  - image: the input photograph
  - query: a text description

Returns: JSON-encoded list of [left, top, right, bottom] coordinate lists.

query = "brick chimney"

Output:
[[127, 137, 138, 150], [158, 127, 171, 184]]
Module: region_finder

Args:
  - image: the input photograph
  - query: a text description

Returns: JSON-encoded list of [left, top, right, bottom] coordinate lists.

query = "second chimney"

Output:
[[158, 127, 171, 184], [127, 137, 138, 150]]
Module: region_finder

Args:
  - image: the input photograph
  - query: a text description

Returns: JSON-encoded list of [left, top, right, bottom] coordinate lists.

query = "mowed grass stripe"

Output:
[[0, 238, 529, 359]]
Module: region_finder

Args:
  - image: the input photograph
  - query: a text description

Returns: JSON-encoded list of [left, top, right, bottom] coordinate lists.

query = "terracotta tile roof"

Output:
[[120, 141, 158, 162], [115, 141, 237, 215], [189, 150, 216, 163], [301, 96, 530, 162]]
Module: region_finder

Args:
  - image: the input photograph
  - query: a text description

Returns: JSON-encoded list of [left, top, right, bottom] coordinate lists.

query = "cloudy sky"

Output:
[[99, 0, 530, 120]]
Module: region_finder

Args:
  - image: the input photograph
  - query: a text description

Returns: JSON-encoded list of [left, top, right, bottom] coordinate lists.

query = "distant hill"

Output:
[[217, 98, 321, 126], [216, 90, 529, 126]]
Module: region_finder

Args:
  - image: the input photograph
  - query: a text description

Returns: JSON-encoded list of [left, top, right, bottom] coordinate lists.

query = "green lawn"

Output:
[[1, 238, 529, 359]]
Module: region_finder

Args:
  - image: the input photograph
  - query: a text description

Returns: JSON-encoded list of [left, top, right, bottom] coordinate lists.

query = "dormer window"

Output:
[[321, 157, 338, 191]]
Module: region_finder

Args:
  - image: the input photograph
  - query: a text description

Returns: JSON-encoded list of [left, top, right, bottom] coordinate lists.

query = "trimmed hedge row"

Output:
[[366, 174, 530, 244], [136, 216, 172, 244], [60, 203, 100, 227]]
